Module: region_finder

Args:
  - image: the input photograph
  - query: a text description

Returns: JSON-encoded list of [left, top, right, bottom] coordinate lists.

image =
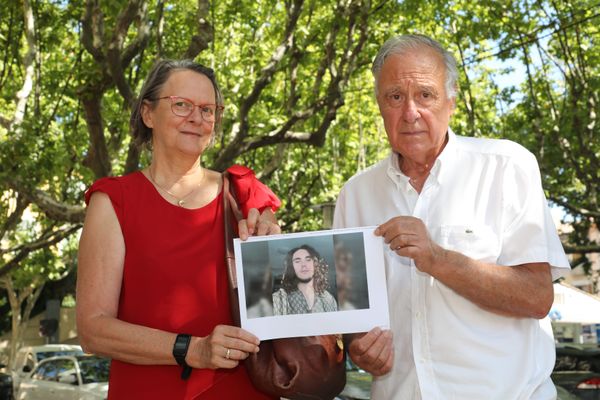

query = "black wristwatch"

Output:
[[172, 334, 192, 380]]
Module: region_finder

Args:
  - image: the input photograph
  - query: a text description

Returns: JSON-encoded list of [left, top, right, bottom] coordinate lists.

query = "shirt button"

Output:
[[415, 312, 421, 319]]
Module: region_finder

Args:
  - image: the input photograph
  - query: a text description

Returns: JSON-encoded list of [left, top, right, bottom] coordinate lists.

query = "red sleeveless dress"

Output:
[[84, 166, 279, 400]]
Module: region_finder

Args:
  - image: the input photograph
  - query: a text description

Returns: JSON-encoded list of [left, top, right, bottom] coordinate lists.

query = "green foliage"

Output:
[[0, 0, 599, 335]]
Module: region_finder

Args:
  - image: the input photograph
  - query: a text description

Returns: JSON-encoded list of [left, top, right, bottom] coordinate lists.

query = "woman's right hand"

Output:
[[188, 325, 260, 369], [238, 207, 281, 240]]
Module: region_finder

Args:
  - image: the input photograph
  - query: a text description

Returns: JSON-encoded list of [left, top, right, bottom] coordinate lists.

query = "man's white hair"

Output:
[[371, 34, 458, 99]]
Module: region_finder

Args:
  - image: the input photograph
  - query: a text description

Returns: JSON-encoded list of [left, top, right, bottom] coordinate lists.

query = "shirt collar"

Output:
[[435, 128, 457, 186], [385, 128, 458, 190]]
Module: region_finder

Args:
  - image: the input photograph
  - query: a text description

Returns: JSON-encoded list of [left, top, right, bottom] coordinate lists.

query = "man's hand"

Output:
[[239, 208, 281, 240], [375, 216, 443, 274], [348, 328, 394, 376], [376, 216, 554, 318]]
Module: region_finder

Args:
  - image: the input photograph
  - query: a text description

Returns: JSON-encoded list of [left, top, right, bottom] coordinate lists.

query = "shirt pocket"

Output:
[[439, 224, 500, 263]]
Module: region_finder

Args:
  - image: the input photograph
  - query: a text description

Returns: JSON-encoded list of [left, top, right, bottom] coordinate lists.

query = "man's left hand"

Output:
[[347, 328, 394, 376], [375, 216, 443, 274]]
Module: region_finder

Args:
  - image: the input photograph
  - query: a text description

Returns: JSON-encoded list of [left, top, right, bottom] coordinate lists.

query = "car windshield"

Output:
[[36, 350, 84, 362], [78, 357, 110, 384]]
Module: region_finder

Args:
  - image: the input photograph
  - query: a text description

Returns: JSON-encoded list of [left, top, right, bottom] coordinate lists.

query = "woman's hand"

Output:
[[188, 325, 260, 369], [238, 208, 281, 240]]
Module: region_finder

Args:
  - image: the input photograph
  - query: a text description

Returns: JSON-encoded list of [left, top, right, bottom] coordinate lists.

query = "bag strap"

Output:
[[222, 171, 243, 325]]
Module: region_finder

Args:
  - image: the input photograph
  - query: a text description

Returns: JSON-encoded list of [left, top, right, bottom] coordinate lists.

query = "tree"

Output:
[[0, 0, 385, 340], [397, 0, 600, 289], [0, 241, 77, 369], [1, 0, 599, 340]]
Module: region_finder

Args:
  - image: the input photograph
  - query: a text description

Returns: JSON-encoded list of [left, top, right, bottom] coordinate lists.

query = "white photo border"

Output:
[[233, 227, 390, 340]]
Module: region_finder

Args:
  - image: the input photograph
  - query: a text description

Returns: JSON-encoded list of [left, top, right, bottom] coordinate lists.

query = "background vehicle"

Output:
[[557, 384, 584, 400], [338, 345, 600, 400], [336, 359, 371, 400], [552, 344, 600, 400], [12, 344, 84, 393], [0, 364, 13, 400], [16, 355, 109, 400]]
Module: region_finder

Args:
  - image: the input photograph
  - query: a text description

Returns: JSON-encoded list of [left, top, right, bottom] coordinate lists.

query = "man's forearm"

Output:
[[428, 250, 553, 318]]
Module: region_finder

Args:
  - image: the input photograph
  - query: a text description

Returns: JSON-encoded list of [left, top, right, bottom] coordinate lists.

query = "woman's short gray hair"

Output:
[[371, 34, 458, 99]]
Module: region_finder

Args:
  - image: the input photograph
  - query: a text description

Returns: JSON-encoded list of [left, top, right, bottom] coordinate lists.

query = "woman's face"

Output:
[[292, 249, 315, 281], [142, 69, 216, 157]]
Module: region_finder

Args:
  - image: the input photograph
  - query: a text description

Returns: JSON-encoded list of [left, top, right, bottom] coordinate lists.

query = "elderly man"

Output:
[[333, 34, 570, 399]]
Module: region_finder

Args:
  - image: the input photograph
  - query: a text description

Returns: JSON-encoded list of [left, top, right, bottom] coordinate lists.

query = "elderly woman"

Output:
[[76, 60, 280, 399]]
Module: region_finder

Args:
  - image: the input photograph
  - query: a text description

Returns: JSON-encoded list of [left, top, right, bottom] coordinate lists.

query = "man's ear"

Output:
[[448, 95, 457, 116], [141, 100, 154, 129]]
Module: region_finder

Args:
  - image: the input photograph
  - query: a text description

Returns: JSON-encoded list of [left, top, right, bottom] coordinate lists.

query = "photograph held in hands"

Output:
[[233, 227, 390, 340]]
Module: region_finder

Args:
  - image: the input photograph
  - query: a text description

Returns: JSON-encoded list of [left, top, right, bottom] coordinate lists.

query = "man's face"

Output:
[[292, 249, 315, 282], [376, 47, 455, 162]]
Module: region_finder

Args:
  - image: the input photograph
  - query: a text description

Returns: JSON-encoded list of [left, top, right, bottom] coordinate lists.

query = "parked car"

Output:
[[556, 384, 583, 400], [12, 344, 84, 393], [0, 363, 13, 400], [552, 344, 600, 400], [15, 354, 109, 400], [337, 344, 600, 400], [336, 358, 372, 400]]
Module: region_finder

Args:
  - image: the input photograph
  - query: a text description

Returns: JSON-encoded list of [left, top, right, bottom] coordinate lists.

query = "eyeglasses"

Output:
[[155, 96, 224, 123]]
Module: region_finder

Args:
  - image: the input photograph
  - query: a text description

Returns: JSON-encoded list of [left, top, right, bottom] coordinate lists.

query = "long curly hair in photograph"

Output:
[[280, 244, 330, 294]]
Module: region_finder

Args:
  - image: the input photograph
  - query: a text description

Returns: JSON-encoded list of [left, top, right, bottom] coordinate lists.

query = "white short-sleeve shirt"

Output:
[[333, 130, 570, 400]]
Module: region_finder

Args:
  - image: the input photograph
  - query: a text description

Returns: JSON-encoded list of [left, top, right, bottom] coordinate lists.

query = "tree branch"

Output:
[[452, 22, 476, 136], [305, 0, 369, 147], [280, 165, 321, 231], [0, 5, 17, 92], [6, 177, 86, 223], [0, 224, 82, 278], [2, 274, 45, 368], [155, 0, 165, 57], [237, 0, 304, 139], [0, 115, 10, 129], [121, 3, 151, 67], [257, 143, 288, 179], [183, 0, 213, 59], [310, 2, 341, 96], [81, 0, 105, 63], [563, 244, 600, 254], [0, 193, 29, 241], [81, 91, 112, 178], [549, 196, 600, 219], [213, 0, 370, 169], [21, 283, 44, 330], [27, 191, 86, 223], [9, 0, 37, 132], [106, 0, 147, 107]]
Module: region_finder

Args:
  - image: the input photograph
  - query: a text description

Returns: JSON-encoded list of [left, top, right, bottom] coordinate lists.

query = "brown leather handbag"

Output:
[[222, 172, 347, 400]]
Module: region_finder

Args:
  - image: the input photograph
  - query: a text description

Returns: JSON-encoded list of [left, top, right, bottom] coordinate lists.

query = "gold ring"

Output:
[[225, 348, 231, 359]]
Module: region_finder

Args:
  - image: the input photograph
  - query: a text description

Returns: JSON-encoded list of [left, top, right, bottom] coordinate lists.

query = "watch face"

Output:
[[173, 334, 191, 363], [174, 341, 186, 353]]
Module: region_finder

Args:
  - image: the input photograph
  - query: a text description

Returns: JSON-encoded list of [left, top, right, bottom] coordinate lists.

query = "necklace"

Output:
[[148, 167, 205, 207]]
